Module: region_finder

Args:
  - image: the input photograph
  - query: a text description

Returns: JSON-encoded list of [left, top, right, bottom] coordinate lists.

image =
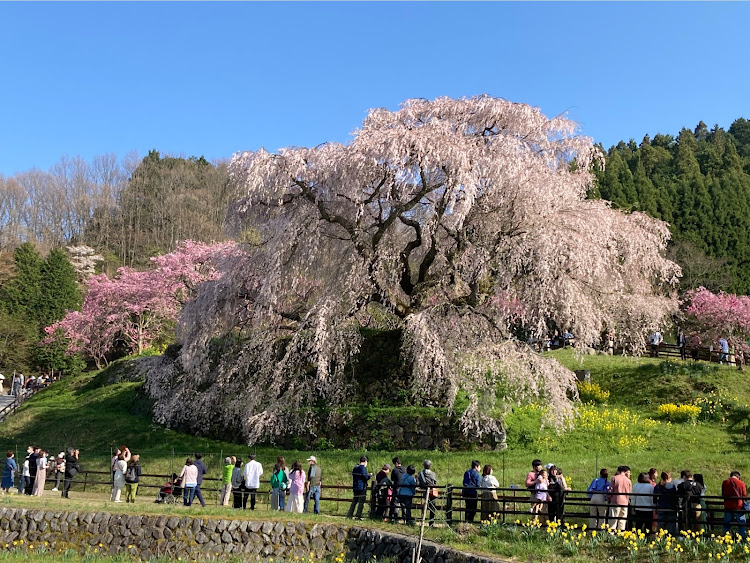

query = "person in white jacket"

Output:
[[111, 454, 127, 502], [243, 454, 263, 510]]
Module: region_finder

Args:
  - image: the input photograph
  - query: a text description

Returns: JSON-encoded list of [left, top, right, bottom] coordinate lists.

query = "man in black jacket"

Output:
[[389, 457, 406, 521], [676, 470, 703, 532], [26, 446, 39, 495], [63, 448, 80, 498]]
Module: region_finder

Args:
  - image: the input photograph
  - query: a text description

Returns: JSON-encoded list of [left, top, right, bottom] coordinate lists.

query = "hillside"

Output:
[[1, 351, 748, 493]]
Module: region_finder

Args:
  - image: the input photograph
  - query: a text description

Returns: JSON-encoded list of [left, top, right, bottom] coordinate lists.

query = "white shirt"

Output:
[[244, 459, 263, 488]]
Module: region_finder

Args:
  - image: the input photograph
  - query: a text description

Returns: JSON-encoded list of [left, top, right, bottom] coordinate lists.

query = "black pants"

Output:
[[25, 473, 36, 495], [347, 492, 366, 519], [389, 496, 402, 521], [62, 476, 73, 498], [465, 497, 478, 523], [548, 498, 564, 523], [633, 509, 651, 533], [232, 487, 244, 508], [399, 495, 414, 523], [247, 487, 258, 510]]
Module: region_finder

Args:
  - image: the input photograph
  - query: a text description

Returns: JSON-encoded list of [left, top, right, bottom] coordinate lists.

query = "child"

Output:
[[531, 469, 549, 520]]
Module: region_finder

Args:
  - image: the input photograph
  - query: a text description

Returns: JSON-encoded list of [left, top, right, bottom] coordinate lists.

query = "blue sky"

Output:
[[1, 2, 748, 175]]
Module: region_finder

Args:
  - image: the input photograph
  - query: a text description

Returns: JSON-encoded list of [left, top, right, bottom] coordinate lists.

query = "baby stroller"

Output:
[[155, 473, 182, 504]]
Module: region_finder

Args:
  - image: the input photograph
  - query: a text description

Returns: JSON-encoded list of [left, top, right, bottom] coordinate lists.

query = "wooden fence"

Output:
[[56, 472, 748, 532]]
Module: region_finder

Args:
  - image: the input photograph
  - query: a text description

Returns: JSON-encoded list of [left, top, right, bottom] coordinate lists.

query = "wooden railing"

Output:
[[51, 473, 748, 532]]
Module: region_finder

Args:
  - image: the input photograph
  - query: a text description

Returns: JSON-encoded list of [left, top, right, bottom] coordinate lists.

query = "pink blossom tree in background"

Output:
[[147, 96, 680, 444], [684, 287, 750, 351], [46, 240, 236, 367]]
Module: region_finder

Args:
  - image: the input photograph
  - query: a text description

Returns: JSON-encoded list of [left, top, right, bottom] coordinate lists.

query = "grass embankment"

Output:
[[2, 352, 750, 492], [3, 351, 750, 561]]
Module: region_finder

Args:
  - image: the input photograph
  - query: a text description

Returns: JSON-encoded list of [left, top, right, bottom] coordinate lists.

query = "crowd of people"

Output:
[[0, 373, 55, 396], [517, 458, 748, 538], [6, 446, 750, 538], [1, 446, 80, 498]]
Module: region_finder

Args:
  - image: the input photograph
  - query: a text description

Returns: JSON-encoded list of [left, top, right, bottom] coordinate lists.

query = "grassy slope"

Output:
[[1, 352, 749, 494]]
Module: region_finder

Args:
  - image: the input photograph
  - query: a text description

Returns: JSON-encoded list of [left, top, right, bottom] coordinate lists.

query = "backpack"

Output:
[[124, 465, 138, 483]]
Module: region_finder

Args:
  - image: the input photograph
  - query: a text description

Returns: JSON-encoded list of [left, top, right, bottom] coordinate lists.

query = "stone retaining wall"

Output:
[[0, 507, 504, 562]]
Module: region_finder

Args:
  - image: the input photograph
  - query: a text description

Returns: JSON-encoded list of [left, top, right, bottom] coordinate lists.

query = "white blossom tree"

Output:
[[148, 96, 680, 444]]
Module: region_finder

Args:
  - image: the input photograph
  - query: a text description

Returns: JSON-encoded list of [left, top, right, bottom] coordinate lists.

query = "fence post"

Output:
[[445, 483, 453, 526], [83, 471, 88, 492], [369, 481, 377, 519]]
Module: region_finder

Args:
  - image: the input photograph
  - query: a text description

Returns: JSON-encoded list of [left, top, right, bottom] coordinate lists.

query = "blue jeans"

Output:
[[183, 485, 196, 506], [723, 510, 747, 538], [194, 483, 206, 507], [305, 486, 321, 514]]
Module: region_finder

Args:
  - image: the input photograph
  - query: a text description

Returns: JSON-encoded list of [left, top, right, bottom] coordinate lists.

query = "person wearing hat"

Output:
[[51, 453, 66, 492], [304, 455, 323, 515]]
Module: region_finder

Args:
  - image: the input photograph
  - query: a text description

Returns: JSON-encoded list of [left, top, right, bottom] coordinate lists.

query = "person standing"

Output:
[[463, 460, 481, 523], [608, 466, 632, 531], [389, 457, 406, 522], [398, 465, 417, 525], [179, 458, 198, 507], [231, 458, 244, 509], [677, 470, 703, 532], [124, 455, 141, 503], [32, 448, 48, 496], [270, 463, 286, 511], [525, 459, 542, 505], [678, 329, 687, 361], [192, 453, 207, 508], [305, 456, 322, 515], [2, 451, 16, 493], [719, 337, 730, 364], [653, 471, 678, 535], [347, 455, 371, 519], [276, 456, 289, 511], [243, 453, 263, 510], [221, 457, 233, 506], [374, 463, 392, 519], [689, 333, 702, 361], [587, 468, 610, 529], [721, 470, 748, 538], [417, 460, 438, 526], [26, 446, 39, 495], [480, 464, 501, 522], [111, 453, 126, 502], [62, 448, 80, 498], [631, 472, 655, 533], [285, 460, 306, 513], [649, 331, 663, 357], [51, 453, 65, 492]]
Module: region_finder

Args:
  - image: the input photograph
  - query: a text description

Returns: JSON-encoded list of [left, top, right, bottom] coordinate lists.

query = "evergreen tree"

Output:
[[39, 248, 82, 329], [0, 242, 44, 324]]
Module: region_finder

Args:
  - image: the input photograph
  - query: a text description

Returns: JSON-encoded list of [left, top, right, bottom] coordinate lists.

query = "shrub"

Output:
[[577, 381, 610, 404], [658, 403, 701, 424]]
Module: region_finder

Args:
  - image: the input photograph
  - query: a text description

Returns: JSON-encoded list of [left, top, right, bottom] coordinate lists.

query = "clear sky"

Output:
[[1, 2, 748, 176]]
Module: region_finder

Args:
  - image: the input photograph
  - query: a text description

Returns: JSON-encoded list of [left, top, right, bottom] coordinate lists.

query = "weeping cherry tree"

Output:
[[147, 96, 680, 444]]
